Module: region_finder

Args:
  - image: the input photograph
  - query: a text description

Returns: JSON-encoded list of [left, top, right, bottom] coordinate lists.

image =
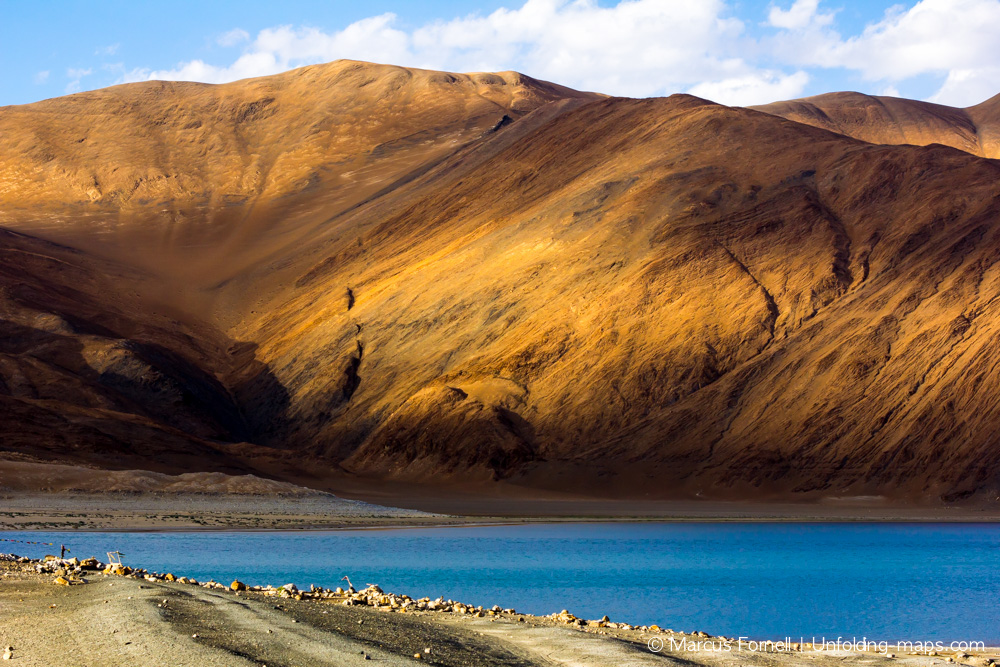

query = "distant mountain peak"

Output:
[[751, 89, 1000, 158]]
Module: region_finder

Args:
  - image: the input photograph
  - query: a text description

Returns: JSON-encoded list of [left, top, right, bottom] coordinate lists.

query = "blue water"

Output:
[[3, 523, 999, 643]]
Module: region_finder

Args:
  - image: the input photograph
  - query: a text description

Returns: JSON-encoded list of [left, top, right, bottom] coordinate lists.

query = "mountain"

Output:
[[752, 91, 1000, 158], [3, 61, 1000, 504]]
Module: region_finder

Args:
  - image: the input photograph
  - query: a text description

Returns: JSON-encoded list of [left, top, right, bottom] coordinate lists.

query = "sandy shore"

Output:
[[1, 556, 995, 667], [0, 493, 456, 531]]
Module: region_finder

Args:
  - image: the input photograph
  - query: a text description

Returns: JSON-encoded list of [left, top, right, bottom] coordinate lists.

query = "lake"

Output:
[[3, 522, 998, 643]]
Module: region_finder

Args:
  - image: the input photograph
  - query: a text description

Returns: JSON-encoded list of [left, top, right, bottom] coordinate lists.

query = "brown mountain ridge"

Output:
[[2, 61, 1000, 503], [752, 91, 1000, 158]]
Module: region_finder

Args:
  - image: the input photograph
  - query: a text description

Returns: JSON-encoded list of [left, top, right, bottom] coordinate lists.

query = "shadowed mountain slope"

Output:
[[2, 63, 1000, 502], [0, 226, 250, 471], [753, 91, 1000, 158]]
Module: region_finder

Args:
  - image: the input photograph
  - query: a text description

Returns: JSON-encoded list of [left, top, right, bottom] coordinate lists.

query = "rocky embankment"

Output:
[[2, 552, 997, 667], [7, 551, 660, 633]]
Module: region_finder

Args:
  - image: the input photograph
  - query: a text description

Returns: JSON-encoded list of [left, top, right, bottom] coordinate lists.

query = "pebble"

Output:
[[2, 646, 12, 661]]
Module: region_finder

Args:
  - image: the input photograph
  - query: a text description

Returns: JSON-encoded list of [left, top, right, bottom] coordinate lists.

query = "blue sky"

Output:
[[3, 0, 998, 108]]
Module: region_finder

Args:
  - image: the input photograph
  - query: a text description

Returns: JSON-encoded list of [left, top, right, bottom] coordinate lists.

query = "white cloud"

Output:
[[767, 0, 833, 30], [217, 28, 250, 47], [929, 66, 1000, 106], [110, 0, 1000, 108], [95, 43, 120, 56], [409, 0, 753, 98], [33, 70, 49, 85], [126, 15, 411, 85], [120, 1, 804, 105], [770, 0, 1000, 106], [65, 67, 92, 93], [688, 70, 810, 106]]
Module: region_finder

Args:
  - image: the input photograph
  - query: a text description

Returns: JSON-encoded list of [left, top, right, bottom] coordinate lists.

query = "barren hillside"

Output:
[[2, 61, 1000, 503], [753, 91, 1000, 158]]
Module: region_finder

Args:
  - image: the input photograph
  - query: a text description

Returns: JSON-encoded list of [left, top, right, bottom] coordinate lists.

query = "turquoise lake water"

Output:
[[3, 523, 998, 643]]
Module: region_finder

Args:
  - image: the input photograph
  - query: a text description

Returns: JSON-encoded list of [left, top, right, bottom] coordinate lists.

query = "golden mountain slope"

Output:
[[0, 60, 596, 326], [752, 91, 1000, 158], [2, 62, 1000, 502]]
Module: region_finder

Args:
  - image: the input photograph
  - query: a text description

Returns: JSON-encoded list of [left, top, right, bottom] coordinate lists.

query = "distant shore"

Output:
[[3, 491, 1000, 531]]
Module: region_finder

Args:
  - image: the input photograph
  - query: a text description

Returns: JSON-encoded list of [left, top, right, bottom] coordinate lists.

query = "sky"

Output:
[[2, 0, 999, 108]]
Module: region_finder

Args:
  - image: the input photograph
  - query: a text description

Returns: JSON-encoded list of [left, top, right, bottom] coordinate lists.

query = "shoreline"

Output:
[[2, 553, 997, 667], [9, 515, 1000, 535], [4, 492, 1000, 531]]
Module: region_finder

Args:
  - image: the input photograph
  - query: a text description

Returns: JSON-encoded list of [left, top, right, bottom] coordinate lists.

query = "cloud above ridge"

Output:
[[120, 0, 1000, 107]]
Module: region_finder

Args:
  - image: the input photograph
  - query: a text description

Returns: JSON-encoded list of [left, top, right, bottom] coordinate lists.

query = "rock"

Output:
[[165, 573, 176, 582], [2, 646, 11, 661], [53, 576, 70, 586], [230, 580, 247, 592]]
